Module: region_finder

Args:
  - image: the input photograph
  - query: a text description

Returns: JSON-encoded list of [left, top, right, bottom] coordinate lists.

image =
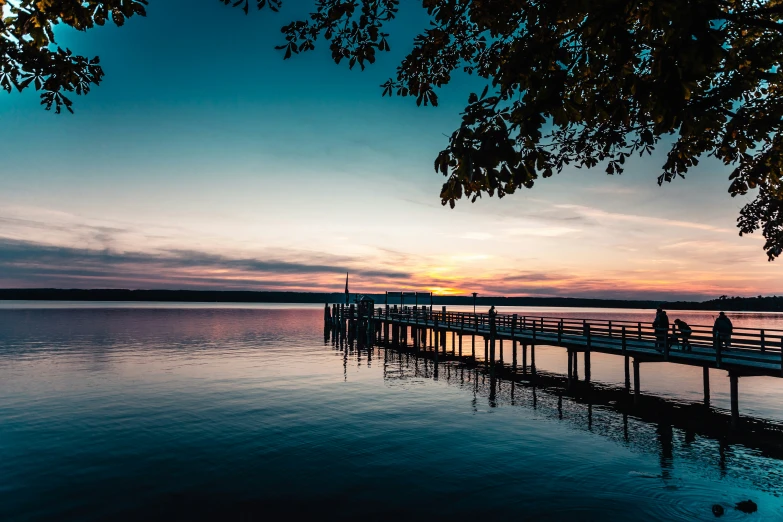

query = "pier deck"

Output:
[[326, 302, 783, 427]]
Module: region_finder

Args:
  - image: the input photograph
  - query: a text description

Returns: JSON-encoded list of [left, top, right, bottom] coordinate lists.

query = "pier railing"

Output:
[[372, 307, 783, 358]]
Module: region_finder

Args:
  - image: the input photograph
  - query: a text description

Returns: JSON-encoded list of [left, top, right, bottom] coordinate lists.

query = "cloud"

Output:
[[555, 204, 731, 233], [0, 239, 411, 291]]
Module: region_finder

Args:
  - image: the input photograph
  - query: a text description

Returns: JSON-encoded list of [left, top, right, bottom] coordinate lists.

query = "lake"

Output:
[[1, 302, 782, 521]]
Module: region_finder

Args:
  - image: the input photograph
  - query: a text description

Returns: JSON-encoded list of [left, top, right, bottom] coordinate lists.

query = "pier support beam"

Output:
[[633, 359, 641, 406], [522, 344, 527, 374], [567, 349, 573, 390], [624, 355, 630, 392], [703, 367, 710, 406], [585, 349, 591, 384], [531, 344, 536, 376], [573, 351, 578, 380], [730, 372, 739, 428], [512, 340, 517, 371]]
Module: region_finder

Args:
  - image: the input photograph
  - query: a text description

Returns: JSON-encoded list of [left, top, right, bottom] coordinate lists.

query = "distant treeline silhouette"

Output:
[[665, 295, 783, 312], [1, 289, 782, 312]]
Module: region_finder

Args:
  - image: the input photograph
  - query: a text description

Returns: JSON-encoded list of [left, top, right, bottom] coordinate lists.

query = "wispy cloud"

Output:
[[555, 204, 731, 233]]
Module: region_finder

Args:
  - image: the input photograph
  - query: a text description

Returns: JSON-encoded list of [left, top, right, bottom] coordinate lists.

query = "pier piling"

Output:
[[703, 367, 710, 406]]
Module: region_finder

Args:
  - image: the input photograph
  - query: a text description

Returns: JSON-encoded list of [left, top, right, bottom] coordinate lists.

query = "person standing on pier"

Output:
[[653, 308, 669, 352], [713, 312, 734, 350], [488, 306, 498, 337], [673, 319, 692, 351]]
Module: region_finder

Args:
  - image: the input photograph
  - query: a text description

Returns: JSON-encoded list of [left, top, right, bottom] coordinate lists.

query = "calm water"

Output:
[[2, 302, 783, 521]]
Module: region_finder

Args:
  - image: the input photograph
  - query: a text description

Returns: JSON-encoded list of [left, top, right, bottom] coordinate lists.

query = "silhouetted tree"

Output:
[[3, 1, 783, 259]]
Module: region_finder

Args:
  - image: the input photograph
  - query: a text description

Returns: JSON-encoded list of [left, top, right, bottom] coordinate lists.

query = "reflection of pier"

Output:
[[325, 328, 783, 493], [325, 303, 783, 428]]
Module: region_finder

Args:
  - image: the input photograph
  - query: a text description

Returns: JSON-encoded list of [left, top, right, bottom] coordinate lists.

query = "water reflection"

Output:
[[3, 306, 783, 521], [333, 331, 783, 497]]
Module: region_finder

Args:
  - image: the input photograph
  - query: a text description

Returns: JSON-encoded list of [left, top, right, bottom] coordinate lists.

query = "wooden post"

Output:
[[622, 325, 627, 354], [558, 319, 563, 344], [664, 324, 670, 361], [459, 331, 463, 357], [433, 319, 439, 363], [715, 333, 722, 369], [522, 343, 527, 373], [452, 330, 456, 354], [703, 366, 710, 406], [585, 350, 591, 384], [573, 351, 578, 379], [730, 372, 739, 428], [633, 359, 641, 405], [510, 314, 517, 366], [441, 323, 447, 354], [761, 330, 766, 352], [499, 338, 504, 363], [531, 344, 536, 375], [484, 338, 489, 365], [624, 355, 630, 391], [567, 349, 573, 389], [608, 320, 612, 338]]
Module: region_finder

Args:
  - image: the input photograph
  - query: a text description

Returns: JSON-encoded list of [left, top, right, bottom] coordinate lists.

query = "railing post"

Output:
[[622, 326, 627, 354], [779, 337, 783, 376], [540, 317, 544, 333], [638, 322, 642, 340], [761, 330, 766, 352], [608, 320, 612, 338], [558, 319, 563, 344], [587, 323, 592, 350], [533, 317, 537, 342], [664, 325, 670, 361], [585, 324, 591, 383], [715, 333, 722, 369]]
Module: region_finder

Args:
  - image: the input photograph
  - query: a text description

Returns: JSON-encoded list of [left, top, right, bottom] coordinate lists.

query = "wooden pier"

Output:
[[325, 303, 783, 428]]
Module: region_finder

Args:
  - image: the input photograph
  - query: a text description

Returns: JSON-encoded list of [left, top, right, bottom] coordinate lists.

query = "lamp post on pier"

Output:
[[472, 292, 478, 314]]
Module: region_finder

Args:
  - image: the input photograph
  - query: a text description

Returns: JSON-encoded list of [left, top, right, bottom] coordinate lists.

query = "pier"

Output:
[[325, 303, 783, 428]]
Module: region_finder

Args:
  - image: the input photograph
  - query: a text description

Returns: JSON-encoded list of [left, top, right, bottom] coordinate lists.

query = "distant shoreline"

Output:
[[1, 289, 781, 312]]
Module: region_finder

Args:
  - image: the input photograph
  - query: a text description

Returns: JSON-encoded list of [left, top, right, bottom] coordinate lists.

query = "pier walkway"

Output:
[[326, 302, 783, 427]]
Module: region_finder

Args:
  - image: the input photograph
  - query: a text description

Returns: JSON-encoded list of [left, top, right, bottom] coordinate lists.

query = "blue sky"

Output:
[[0, 1, 779, 300]]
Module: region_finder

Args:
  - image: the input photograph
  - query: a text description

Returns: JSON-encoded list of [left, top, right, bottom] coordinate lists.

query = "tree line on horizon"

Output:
[[1, 289, 782, 312]]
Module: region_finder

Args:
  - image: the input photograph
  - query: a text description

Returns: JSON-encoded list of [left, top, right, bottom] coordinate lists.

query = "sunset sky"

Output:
[[1, 1, 780, 301]]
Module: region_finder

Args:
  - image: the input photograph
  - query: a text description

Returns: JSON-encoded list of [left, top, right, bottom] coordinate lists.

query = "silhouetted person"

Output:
[[673, 319, 692, 351], [488, 305, 497, 337], [653, 308, 669, 352], [713, 312, 733, 350]]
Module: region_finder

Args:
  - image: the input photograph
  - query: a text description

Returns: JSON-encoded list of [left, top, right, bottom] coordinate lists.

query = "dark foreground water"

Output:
[[2, 303, 783, 521]]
